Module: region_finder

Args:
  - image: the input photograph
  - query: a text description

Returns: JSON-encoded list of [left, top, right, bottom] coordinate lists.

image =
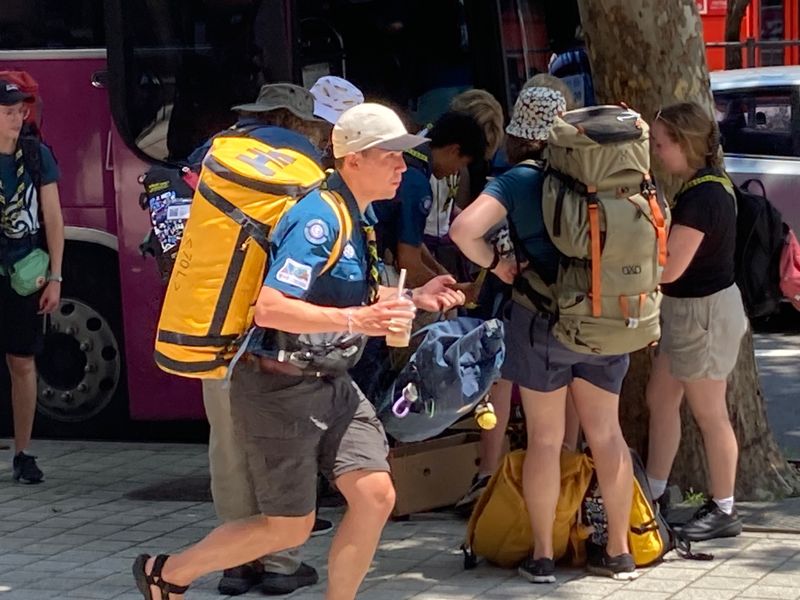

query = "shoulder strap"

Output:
[[19, 136, 43, 190], [679, 174, 735, 199], [516, 159, 545, 172], [404, 147, 429, 164], [319, 190, 353, 275]]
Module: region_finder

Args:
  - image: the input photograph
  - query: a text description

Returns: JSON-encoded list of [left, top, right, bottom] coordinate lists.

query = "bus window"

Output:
[[0, 0, 105, 50], [498, 0, 550, 108], [296, 0, 476, 128], [106, 0, 277, 163]]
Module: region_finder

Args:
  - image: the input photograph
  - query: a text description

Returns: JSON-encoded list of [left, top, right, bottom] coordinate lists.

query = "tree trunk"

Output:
[[577, 0, 800, 500], [725, 0, 752, 70]]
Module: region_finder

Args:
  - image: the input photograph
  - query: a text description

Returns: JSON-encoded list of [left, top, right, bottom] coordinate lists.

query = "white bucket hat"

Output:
[[506, 87, 566, 141], [309, 76, 365, 124], [332, 103, 429, 158]]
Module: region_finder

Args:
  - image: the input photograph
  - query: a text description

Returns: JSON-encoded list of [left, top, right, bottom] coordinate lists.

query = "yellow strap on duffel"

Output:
[[319, 190, 353, 274]]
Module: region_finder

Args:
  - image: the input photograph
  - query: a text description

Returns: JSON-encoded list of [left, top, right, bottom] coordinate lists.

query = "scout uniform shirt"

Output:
[[250, 171, 376, 361]]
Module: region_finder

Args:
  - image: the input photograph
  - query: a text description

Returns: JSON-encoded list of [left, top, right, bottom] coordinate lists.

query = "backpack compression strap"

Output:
[[587, 187, 602, 317], [319, 190, 353, 275]]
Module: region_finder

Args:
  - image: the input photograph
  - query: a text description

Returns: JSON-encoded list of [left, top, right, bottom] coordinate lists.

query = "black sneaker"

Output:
[[586, 551, 638, 580], [518, 556, 556, 584], [656, 492, 670, 521], [678, 500, 742, 541], [454, 474, 491, 516], [12, 452, 43, 484], [218, 560, 264, 595], [310, 517, 333, 537], [261, 562, 318, 595]]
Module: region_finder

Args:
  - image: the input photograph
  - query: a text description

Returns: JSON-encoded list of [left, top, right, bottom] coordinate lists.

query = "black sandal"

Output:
[[132, 554, 190, 599]]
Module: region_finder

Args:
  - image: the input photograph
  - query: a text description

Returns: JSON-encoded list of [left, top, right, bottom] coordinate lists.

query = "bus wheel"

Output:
[[36, 298, 121, 424], [32, 243, 129, 438]]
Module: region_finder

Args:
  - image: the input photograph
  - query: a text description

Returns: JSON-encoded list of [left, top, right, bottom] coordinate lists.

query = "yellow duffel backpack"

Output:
[[462, 449, 594, 569], [154, 134, 351, 379], [463, 449, 711, 571]]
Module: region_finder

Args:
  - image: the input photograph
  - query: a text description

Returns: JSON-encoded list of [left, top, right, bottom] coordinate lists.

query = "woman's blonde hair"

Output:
[[450, 89, 505, 159], [523, 73, 576, 110], [654, 101, 722, 170]]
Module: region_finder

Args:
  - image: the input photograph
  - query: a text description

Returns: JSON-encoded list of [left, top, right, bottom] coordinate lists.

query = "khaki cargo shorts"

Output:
[[229, 364, 390, 517], [660, 284, 748, 381]]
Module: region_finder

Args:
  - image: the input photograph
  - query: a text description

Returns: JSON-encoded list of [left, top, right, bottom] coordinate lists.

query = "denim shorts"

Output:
[[501, 302, 630, 394], [230, 364, 390, 517]]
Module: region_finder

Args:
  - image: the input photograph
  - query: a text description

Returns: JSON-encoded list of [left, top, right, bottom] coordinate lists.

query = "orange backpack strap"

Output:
[[587, 188, 602, 317], [319, 190, 353, 275], [643, 176, 668, 267]]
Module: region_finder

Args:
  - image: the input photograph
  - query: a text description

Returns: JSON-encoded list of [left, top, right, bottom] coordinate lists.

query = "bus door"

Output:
[[105, 0, 288, 420]]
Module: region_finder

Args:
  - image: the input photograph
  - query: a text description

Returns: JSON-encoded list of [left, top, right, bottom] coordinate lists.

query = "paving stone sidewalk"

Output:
[[0, 440, 799, 600]]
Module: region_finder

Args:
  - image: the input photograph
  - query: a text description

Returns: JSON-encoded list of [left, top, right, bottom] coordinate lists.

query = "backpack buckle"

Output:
[[625, 317, 640, 329]]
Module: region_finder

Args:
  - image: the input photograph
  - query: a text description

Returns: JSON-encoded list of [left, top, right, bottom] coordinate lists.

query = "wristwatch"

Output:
[[47, 274, 63, 283]]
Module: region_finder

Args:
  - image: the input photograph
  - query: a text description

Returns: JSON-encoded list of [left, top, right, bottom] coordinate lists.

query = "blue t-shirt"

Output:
[[0, 141, 59, 263], [264, 172, 375, 308], [483, 163, 560, 284], [187, 119, 322, 169], [372, 146, 434, 255], [252, 172, 377, 356]]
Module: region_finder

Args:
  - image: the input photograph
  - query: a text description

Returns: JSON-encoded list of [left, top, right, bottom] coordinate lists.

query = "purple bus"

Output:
[[0, 0, 554, 437]]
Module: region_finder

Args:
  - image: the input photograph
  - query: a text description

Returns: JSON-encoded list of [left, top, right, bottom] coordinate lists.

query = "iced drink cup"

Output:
[[385, 268, 412, 348]]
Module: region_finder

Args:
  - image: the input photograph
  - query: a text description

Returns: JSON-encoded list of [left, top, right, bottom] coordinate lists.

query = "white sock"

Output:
[[714, 496, 735, 515], [647, 476, 667, 499]]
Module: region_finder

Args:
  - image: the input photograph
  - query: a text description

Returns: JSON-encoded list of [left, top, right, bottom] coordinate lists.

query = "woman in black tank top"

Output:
[[646, 102, 747, 542]]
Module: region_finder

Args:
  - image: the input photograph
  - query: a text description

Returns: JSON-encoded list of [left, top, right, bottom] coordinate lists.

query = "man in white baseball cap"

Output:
[[129, 101, 464, 600], [333, 102, 428, 158]]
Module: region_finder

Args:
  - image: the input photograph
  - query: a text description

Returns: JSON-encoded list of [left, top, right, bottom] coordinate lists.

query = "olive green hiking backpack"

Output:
[[513, 105, 670, 355]]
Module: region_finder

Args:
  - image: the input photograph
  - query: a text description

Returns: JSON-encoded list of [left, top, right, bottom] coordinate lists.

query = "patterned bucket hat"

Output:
[[506, 87, 566, 141]]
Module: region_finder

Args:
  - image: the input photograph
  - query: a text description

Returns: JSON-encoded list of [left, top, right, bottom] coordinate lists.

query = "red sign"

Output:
[[696, 0, 727, 16]]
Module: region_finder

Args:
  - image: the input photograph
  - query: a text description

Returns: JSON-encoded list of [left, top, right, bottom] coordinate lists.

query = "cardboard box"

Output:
[[389, 432, 482, 517]]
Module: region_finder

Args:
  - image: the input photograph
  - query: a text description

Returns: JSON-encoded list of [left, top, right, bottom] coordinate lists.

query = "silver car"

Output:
[[711, 66, 800, 235]]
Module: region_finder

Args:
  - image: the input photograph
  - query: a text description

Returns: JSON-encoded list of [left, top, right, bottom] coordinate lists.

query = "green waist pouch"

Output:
[[0, 248, 50, 296]]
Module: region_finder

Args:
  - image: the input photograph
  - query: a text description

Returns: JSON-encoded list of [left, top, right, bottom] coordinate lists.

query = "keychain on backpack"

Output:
[[392, 382, 419, 418], [474, 397, 497, 430]]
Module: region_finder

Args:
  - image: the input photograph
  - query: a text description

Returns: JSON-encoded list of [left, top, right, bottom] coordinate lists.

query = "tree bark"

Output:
[[725, 0, 752, 70], [577, 0, 800, 500]]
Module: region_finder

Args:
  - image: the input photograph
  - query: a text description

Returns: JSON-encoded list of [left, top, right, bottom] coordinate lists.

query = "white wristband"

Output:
[[346, 309, 355, 335]]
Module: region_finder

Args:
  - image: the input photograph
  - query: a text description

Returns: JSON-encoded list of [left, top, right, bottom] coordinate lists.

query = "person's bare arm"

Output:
[[254, 286, 415, 337], [396, 242, 439, 287], [38, 182, 64, 313], [660, 225, 704, 284]]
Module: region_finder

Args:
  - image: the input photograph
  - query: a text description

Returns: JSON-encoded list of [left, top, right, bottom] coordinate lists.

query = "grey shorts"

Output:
[[229, 364, 390, 517], [660, 284, 748, 381], [501, 302, 630, 394]]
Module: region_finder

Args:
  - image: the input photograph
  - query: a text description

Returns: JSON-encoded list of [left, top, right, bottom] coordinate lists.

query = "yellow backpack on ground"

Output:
[[571, 449, 710, 568], [154, 134, 351, 379], [571, 458, 665, 567], [462, 449, 594, 569], [463, 449, 710, 571]]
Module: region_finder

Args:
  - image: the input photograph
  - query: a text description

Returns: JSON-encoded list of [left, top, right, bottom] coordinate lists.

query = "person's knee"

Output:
[[526, 434, 563, 455], [583, 418, 625, 451], [6, 354, 35, 379], [693, 409, 733, 435], [346, 471, 396, 519], [647, 383, 682, 414], [264, 513, 315, 548]]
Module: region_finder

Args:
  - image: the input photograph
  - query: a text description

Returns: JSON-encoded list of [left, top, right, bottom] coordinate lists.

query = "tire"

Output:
[[32, 243, 130, 438]]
